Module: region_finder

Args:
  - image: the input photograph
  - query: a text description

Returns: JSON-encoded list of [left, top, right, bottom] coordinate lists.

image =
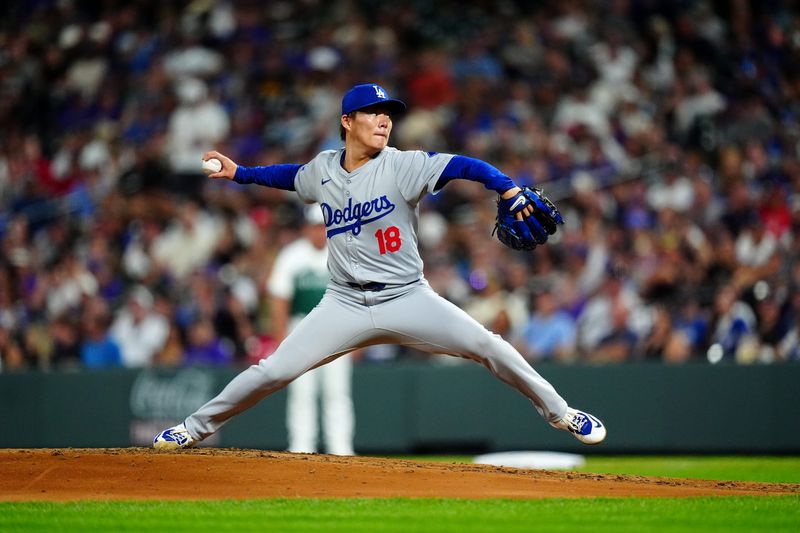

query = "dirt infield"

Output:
[[1, 448, 798, 501]]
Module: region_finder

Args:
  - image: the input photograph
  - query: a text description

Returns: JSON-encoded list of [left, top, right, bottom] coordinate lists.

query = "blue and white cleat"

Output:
[[551, 408, 607, 445], [153, 422, 196, 450]]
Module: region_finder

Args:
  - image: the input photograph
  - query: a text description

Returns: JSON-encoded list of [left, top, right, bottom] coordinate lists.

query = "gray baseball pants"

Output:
[[185, 280, 568, 440]]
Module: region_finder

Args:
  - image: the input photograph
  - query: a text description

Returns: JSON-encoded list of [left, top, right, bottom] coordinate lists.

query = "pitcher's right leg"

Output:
[[183, 292, 372, 442]]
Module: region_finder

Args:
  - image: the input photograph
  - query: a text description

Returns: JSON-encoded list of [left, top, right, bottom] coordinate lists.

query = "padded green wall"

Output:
[[1, 363, 797, 453]]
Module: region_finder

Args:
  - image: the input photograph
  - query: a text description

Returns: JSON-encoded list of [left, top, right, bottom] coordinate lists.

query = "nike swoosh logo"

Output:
[[587, 414, 603, 428], [321, 178, 332, 185], [510, 196, 527, 211]]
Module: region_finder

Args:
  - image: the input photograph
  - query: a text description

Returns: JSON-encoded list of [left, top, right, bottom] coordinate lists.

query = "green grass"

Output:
[[397, 455, 800, 484], [4, 456, 800, 532], [2, 497, 799, 533], [577, 456, 800, 484]]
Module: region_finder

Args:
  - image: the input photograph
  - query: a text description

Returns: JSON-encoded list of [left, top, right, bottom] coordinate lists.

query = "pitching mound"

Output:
[[2, 448, 798, 501]]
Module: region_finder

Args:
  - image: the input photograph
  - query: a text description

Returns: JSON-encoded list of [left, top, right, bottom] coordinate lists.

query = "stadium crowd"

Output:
[[2, 0, 800, 372]]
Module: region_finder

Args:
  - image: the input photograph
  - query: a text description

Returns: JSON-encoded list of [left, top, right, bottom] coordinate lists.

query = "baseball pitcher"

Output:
[[154, 83, 606, 450]]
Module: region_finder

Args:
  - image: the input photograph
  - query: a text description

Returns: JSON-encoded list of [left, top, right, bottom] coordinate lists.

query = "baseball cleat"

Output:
[[551, 408, 607, 445], [153, 422, 196, 450]]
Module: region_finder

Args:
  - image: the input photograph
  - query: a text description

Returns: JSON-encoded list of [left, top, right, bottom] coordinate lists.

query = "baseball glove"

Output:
[[494, 187, 564, 251]]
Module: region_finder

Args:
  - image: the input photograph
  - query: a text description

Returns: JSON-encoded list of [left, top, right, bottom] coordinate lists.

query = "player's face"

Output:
[[343, 105, 393, 152]]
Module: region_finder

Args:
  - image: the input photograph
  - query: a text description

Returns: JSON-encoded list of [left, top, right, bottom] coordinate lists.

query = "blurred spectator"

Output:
[[452, 37, 503, 83], [670, 300, 709, 363], [646, 162, 694, 213], [122, 218, 165, 283], [638, 304, 694, 363], [576, 265, 649, 356], [110, 286, 169, 368], [80, 297, 122, 369], [463, 271, 527, 338], [777, 290, 800, 362], [0, 324, 25, 372], [674, 67, 726, 140], [513, 287, 576, 363], [166, 77, 230, 196], [752, 291, 791, 364], [0, 0, 799, 371], [735, 216, 778, 268], [46, 253, 98, 318], [183, 318, 233, 367], [48, 315, 81, 370], [406, 49, 457, 110], [214, 288, 257, 363], [162, 30, 224, 80], [708, 284, 757, 362], [155, 319, 186, 368], [587, 299, 639, 363], [150, 200, 223, 281]]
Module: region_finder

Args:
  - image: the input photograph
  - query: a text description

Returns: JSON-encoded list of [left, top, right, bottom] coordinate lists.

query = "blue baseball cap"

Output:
[[341, 83, 406, 116]]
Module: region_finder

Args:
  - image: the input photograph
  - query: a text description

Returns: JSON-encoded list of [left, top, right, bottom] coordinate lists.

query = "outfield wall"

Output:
[[1, 362, 798, 453]]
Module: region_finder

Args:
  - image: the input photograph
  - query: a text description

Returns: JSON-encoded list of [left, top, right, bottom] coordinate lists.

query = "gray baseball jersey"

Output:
[[184, 146, 569, 443], [294, 147, 452, 286]]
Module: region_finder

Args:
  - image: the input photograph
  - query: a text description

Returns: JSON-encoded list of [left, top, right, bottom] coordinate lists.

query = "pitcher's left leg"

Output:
[[374, 284, 567, 423]]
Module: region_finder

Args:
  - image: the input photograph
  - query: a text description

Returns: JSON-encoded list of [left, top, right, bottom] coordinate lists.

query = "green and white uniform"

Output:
[[268, 238, 354, 455]]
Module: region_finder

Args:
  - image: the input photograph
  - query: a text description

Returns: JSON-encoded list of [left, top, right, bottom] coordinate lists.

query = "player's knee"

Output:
[[256, 359, 299, 388], [471, 333, 505, 361]]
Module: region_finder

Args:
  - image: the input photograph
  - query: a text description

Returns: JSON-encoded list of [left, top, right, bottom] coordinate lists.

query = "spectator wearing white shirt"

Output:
[[110, 286, 169, 368], [646, 162, 695, 213], [165, 77, 230, 196], [150, 200, 223, 281]]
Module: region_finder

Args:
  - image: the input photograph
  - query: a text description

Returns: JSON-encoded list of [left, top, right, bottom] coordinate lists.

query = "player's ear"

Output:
[[340, 113, 354, 141]]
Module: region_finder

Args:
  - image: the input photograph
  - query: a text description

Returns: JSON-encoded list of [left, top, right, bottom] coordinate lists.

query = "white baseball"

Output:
[[202, 157, 223, 175]]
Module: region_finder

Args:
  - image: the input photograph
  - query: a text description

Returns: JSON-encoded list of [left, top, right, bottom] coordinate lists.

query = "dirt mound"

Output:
[[2, 448, 798, 501]]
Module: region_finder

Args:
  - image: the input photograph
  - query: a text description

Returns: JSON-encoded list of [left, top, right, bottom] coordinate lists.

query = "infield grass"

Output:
[[2, 496, 799, 532], [578, 455, 800, 483], [402, 455, 800, 483]]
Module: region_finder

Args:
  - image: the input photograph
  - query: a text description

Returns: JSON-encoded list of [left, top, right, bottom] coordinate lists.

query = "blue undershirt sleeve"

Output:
[[233, 164, 302, 191], [435, 155, 516, 193]]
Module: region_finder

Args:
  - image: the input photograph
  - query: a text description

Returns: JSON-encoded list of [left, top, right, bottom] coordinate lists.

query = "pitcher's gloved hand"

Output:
[[494, 187, 564, 251]]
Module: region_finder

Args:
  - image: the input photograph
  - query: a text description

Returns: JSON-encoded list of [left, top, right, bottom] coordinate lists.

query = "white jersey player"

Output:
[[154, 83, 607, 451], [269, 205, 354, 455]]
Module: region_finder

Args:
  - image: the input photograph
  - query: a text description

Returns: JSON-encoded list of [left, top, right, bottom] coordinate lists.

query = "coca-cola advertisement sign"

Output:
[[130, 368, 214, 419]]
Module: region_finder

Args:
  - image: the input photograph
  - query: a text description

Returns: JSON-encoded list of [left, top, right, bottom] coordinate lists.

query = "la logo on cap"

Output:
[[341, 83, 406, 115]]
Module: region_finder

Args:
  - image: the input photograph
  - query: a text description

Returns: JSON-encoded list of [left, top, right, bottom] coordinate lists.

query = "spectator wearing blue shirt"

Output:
[[588, 300, 639, 363], [513, 288, 577, 363], [80, 303, 122, 369], [183, 318, 234, 367]]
